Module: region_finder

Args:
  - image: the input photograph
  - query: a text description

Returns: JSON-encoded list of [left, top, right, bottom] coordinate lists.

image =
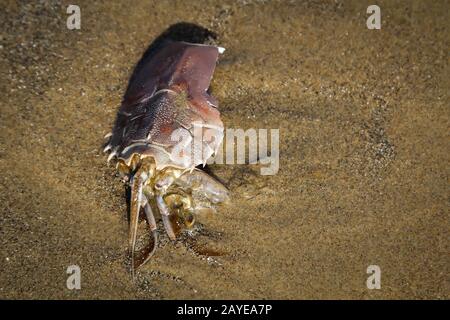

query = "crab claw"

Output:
[[176, 169, 229, 204]]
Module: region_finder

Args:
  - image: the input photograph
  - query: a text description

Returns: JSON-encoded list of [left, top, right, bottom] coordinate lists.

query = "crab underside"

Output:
[[114, 154, 228, 271]]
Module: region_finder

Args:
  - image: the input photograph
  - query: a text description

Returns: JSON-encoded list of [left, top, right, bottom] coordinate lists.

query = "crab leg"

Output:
[[129, 171, 146, 274], [135, 197, 159, 268], [142, 197, 157, 231], [156, 195, 176, 241]]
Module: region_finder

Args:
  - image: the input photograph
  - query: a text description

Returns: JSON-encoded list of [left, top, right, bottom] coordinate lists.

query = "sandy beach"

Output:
[[0, 0, 448, 299]]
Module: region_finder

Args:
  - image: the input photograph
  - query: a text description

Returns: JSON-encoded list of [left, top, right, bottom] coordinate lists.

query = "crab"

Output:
[[104, 39, 229, 272]]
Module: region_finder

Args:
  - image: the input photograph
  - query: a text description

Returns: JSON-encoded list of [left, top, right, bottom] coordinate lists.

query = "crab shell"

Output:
[[105, 40, 225, 170]]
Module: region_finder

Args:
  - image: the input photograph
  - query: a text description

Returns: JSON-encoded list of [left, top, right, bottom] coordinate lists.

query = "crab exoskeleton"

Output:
[[104, 39, 228, 271]]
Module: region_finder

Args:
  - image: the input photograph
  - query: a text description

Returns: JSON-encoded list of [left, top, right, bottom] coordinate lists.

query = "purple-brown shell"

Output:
[[106, 40, 224, 170]]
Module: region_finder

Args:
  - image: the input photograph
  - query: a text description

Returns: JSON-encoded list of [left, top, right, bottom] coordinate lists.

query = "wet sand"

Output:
[[0, 0, 448, 299]]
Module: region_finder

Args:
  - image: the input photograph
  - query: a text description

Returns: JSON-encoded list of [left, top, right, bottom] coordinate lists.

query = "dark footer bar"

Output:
[[0, 300, 444, 318]]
